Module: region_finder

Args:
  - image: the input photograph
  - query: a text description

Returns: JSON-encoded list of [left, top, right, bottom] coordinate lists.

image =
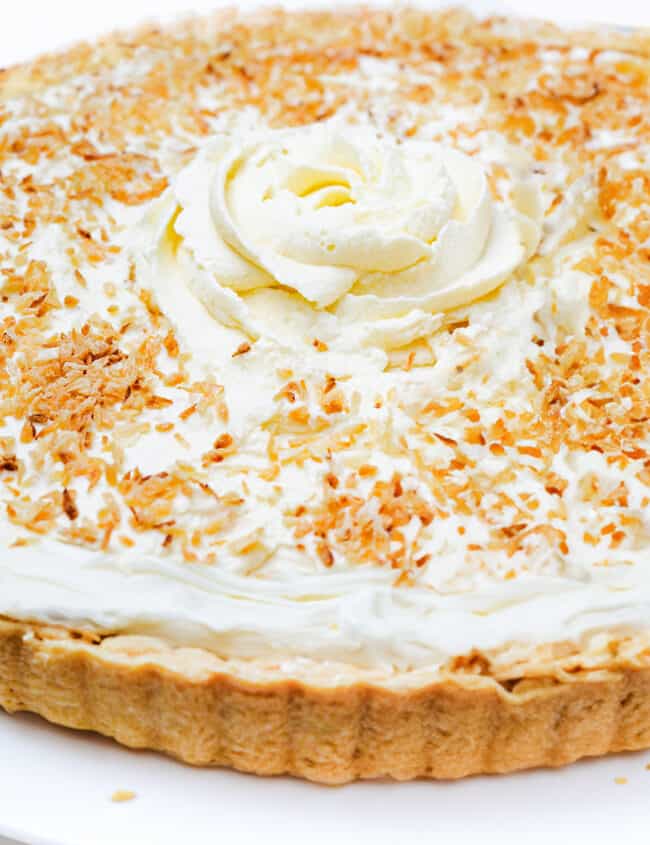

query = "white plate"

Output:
[[2, 707, 650, 845]]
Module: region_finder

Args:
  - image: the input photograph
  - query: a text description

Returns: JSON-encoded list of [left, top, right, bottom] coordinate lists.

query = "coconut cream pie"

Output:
[[1, 7, 650, 783]]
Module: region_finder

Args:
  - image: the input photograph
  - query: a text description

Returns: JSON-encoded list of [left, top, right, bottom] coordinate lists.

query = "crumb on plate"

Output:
[[111, 789, 136, 803]]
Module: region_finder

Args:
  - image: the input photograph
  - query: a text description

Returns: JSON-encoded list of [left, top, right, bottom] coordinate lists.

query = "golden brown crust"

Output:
[[3, 616, 650, 783]]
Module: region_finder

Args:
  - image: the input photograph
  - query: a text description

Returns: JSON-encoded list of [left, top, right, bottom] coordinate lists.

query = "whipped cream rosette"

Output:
[[150, 118, 540, 352]]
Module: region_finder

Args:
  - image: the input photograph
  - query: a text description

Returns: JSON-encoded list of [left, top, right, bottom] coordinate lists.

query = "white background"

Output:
[[1, 0, 649, 67], [2, 1, 650, 844]]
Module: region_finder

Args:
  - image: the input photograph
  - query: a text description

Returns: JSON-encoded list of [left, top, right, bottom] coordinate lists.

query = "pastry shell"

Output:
[[3, 618, 650, 783]]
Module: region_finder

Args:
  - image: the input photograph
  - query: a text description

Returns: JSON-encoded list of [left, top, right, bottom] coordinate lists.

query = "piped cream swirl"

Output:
[[159, 119, 540, 348]]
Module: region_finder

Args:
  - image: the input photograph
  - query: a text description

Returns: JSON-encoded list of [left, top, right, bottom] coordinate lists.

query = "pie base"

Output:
[[2, 617, 650, 783]]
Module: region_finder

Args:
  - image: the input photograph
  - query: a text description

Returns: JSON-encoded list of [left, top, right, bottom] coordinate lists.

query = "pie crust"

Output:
[[3, 618, 650, 783], [2, 7, 650, 783]]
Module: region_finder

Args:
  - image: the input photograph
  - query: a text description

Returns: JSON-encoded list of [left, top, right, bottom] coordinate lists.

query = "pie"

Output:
[[1, 7, 650, 784]]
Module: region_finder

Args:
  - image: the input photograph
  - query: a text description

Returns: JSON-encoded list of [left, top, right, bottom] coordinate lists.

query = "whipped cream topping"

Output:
[[2, 31, 650, 680], [160, 118, 540, 351], [4, 530, 650, 674]]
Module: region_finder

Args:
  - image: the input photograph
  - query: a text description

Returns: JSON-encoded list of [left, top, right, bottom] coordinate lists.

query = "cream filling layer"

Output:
[[4, 539, 650, 671]]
